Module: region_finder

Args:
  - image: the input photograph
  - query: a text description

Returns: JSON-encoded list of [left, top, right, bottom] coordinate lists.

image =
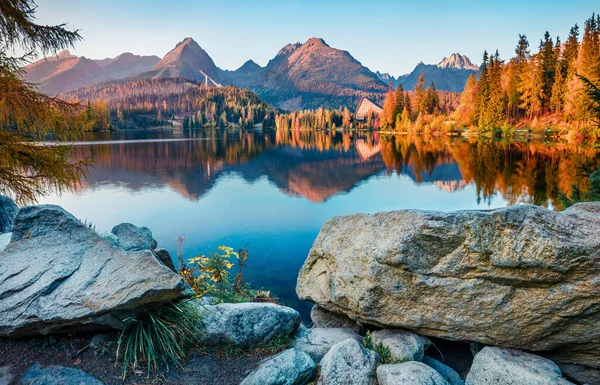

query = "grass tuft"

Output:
[[363, 331, 398, 366], [116, 300, 203, 380]]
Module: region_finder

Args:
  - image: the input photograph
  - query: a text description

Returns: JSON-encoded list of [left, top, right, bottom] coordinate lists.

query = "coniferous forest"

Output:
[[66, 79, 277, 130]]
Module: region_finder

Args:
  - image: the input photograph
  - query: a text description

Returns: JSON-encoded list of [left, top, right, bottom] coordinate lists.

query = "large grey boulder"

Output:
[[198, 302, 300, 347], [423, 357, 464, 385], [20, 362, 103, 385], [465, 347, 573, 385], [111, 222, 157, 251], [318, 338, 379, 385], [371, 329, 431, 362], [0, 205, 190, 337], [296, 203, 600, 369], [0, 195, 18, 234], [377, 362, 450, 385], [240, 348, 316, 385], [293, 325, 362, 363], [311, 305, 362, 332]]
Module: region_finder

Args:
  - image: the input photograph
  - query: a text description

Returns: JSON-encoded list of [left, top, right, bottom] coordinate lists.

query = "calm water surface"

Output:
[[38, 129, 600, 317]]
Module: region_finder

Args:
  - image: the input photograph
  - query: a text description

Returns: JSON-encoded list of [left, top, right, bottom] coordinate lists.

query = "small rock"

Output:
[[199, 302, 300, 347], [310, 305, 362, 332], [100, 232, 119, 247], [19, 362, 104, 385], [293, 325, 362, 363], [0, 195, 18, 234], [466, 347, 574, 385], [240, 348, 316, 385], [423, 356, 464, 385], [377, 362, 450, 385], [152, 248, 176, 272], [318, 338, 379, 385], [111, 222, 157, 251], [0, 366, 13, 385], [371, 329, 431, 362]]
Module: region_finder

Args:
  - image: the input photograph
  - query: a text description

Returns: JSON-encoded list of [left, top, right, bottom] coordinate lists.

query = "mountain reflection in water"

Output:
[[39, 129, 600, 317]]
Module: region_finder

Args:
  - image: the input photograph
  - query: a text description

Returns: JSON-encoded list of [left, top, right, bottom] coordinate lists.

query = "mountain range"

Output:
[[23, 51, 159, 95], [376, 53, 479, 92], [22, 39, 478, 110]]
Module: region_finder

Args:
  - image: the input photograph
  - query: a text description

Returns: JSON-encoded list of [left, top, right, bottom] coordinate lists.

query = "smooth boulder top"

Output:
[[318, 338, 379, 385], [110, 222, 157, 251], [240, 348, 316, 385], [377, 362, 450, 385], [293, 325, 362, 363], [0, 195, 17, 234], [370, 329, 431, 362], [20, 362, 104, 385], [198, 302, 301, 347], [296, 203, 600, 369], [0, 205, 189, 337], [465, 347, 574, 385]]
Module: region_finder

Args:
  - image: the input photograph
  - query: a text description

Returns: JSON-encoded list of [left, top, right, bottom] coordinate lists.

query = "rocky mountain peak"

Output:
[[438, 53, 478, 71], [305, 37, 329, 47], [56, 50, 75, 59]]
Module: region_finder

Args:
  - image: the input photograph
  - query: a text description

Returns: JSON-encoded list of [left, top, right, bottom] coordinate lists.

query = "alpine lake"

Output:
[[38, 128, 600, 318]]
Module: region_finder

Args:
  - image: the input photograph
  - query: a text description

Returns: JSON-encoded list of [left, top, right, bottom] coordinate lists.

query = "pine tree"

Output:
[[489, 51, 507, 127], [380, 86, 396, 128], [455, 74, 478, 126], [0, 0, 89, 203], [424, 82, 440, 114], [475, 51, 491, 126], [519, 54, 543, 118], [566, 14, 600, 121], [414, 74, 426, 114], [515, 34, 531, 65], [392, 84, 405, 122], [538, 31, 557, 112], [404, 92, 412, 115]]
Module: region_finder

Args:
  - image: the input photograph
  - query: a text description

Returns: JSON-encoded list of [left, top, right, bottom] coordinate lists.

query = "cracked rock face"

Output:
[[0, 205, 190, 337], [296, 203, 600, 369]]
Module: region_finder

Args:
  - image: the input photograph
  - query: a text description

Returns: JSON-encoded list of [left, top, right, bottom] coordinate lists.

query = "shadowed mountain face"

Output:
[[257, 38, 387, 110], [23, 50, 159, 94], [139, 37, 223, 82], [377, 53, 479, 92], [23, 51, 109, 94], [401, 62, 477, 92], [101, 52, 160, 79], [224, 60, 265, 89]]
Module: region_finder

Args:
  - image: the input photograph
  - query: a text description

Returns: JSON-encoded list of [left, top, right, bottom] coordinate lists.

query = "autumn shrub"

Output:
[[180, 244, 274, 304]]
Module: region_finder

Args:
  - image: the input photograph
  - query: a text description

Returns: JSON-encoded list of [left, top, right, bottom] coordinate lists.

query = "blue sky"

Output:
[[35, 0, 597, 76]]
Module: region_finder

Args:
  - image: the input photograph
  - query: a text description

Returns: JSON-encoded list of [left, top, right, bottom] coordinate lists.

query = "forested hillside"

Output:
[[66, 78, 277, 130], [455, 14, 600, 135]]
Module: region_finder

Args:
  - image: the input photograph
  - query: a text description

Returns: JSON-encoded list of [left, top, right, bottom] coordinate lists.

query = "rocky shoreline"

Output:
[[0, 197, 599, 384]]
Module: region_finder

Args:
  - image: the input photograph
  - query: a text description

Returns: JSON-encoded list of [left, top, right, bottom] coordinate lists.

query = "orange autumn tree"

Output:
[[0, 0, 90, 204]]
